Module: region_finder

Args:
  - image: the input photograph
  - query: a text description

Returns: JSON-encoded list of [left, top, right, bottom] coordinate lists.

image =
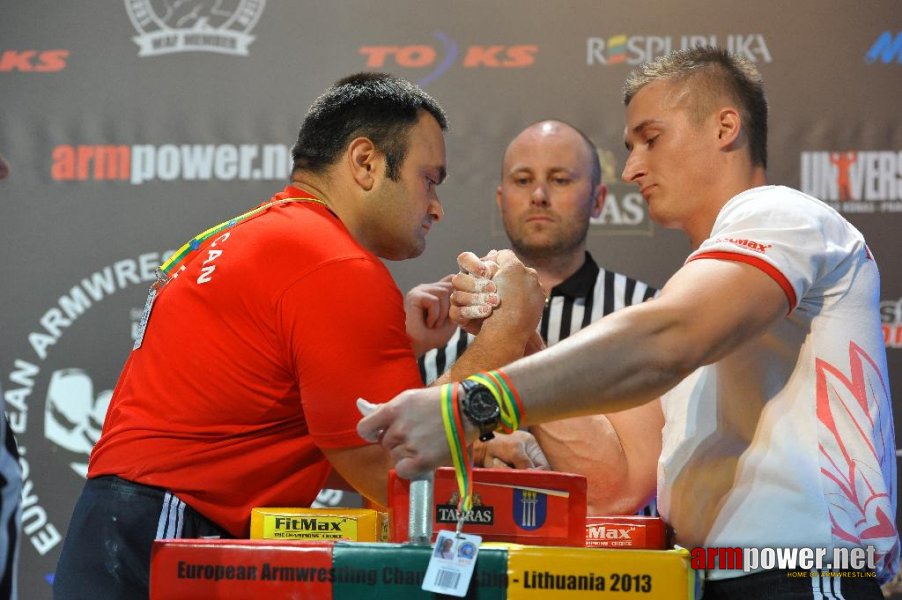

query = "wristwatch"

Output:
[[458, 379, 501, 442]]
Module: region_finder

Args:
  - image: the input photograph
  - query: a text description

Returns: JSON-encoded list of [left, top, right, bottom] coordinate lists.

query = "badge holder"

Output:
[[421, 483, 482, 597]]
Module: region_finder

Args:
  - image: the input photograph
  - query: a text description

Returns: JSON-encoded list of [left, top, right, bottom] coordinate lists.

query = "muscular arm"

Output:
[[510, 258, 789, 423], [316, 252, 544, 504], [360, 257, 791, 479], [530, 400, 663, 515]]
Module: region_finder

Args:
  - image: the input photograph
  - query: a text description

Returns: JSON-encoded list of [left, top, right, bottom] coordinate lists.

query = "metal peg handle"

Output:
[[408, 472, 434, 543]]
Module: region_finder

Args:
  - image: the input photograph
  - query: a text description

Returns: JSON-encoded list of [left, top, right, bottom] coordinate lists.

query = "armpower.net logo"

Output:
[[50, 143, 292, 184]]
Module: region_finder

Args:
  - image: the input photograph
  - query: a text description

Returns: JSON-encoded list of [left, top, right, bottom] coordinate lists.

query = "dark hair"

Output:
[[291, 72, 448, 181], [623, 46, 768, 168]]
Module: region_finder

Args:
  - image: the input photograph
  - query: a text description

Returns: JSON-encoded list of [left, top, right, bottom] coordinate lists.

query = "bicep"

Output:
[[653, 257, 789, 368]]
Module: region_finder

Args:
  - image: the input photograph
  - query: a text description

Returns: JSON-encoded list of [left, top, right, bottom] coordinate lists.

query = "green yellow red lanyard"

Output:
[[156, 194, 328, 284]]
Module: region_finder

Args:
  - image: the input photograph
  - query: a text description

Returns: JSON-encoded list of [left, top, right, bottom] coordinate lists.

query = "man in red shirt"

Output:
[[53, 72, 545, 599]]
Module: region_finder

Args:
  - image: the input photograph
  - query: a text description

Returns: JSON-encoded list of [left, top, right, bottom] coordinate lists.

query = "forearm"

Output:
[[506, 305, 687, 424], [433, 325, 535, 386]]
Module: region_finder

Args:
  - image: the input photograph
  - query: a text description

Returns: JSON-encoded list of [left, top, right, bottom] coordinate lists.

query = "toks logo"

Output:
[[0, 50, 69, 72], [587, 33, 772, 66], [125, 0, 265, 56], [800, 151, 902, 214], [360, 32, 537, 87]]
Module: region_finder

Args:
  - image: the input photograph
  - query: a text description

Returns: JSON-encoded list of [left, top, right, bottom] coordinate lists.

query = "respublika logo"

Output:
[[0, 50, 69, 72], [800, 151, 902, 213], [881, 298, 902, 349], [50, 142, 291, 184], [866, 31, 902, 64], [125, 0, 265, 57], [360, 31, 537, 87], [587, 33, 772, 66]]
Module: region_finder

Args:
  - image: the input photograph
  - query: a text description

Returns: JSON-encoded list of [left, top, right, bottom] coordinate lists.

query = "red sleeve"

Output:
[[277, 256, 423, 449]]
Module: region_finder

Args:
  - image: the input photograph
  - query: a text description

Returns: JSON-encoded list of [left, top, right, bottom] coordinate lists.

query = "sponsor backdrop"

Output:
[[1, 0, 900, 595]]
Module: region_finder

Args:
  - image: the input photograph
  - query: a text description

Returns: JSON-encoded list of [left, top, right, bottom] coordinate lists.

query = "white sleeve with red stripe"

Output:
[[685, 186, 866, 313]]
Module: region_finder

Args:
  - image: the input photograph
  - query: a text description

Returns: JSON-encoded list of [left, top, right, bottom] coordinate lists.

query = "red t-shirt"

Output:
[[89, 186, 423, 536]]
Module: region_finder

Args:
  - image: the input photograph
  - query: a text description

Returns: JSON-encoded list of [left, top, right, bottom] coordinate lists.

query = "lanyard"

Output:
[[133, 193, 327, 350], [156, 194, 328, 286]]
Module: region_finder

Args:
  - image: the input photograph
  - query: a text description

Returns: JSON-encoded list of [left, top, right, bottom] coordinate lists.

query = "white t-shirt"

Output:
[[657, 186, 899, 583]]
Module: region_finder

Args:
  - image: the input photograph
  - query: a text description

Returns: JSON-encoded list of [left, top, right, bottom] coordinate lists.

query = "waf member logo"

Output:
[[360, 31, 537, 87], [513, 488, 547, 531], [800, 150, 902, 214], [125, 0, 265, 57]]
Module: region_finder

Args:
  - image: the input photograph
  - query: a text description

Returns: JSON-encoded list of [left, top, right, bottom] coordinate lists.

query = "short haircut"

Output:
[[623, 46, 768, 168], [291, 72, 448, 181]]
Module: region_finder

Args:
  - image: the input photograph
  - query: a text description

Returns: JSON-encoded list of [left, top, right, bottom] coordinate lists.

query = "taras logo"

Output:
[[360, 32, 537, 87], [588, 147, 652, 235], [513, 488, 546, 531], [125, 0, 265, 57], [436, 491, 494, 525], [866, 31, 902, 64]]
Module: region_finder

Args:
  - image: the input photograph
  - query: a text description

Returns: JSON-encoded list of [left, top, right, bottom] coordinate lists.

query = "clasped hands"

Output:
[[361, 249, 549, 478]]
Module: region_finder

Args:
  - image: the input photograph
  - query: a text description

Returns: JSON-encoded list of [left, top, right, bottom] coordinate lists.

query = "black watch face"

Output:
[[468, 387, 500, 421]]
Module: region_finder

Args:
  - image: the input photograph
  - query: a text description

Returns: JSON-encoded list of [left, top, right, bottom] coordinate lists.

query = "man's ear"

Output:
[[716, 107, 742, 149], [591, 183, 607, 219], [347, 137, 382, 191]]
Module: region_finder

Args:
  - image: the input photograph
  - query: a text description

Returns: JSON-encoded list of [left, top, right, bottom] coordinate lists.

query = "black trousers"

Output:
[[53, 476, 231, 599]]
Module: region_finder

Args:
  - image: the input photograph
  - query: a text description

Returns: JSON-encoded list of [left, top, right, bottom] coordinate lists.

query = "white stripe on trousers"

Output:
[[811, 572, 844, 599], [155, 492, 186, 539]]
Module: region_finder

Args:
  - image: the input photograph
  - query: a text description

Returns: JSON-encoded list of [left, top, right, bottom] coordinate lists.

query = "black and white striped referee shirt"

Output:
[[418, 252, 659, 385], [417, 252, 660, 517]]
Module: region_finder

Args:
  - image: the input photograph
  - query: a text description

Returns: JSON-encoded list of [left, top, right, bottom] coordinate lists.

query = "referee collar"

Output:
[[549, 252, 599, 299]]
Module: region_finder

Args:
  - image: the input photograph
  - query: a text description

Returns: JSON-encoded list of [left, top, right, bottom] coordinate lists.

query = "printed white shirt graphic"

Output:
[[656, 186, 899, 582]]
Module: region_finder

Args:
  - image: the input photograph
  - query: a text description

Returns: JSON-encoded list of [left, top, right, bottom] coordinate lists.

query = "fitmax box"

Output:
[[584, 516, 668, 549], [388, 467, 587, 546], [250, 507, 388, 542]]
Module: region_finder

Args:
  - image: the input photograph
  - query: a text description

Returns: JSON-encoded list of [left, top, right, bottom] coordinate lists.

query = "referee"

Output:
[[408, 120, 663, 516]]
